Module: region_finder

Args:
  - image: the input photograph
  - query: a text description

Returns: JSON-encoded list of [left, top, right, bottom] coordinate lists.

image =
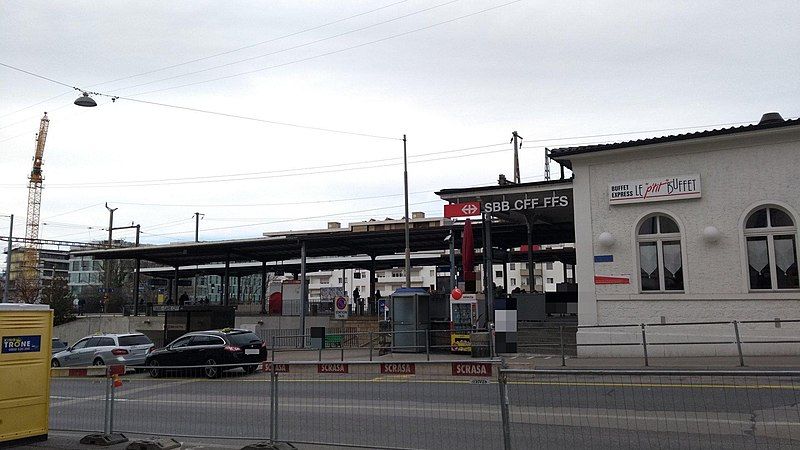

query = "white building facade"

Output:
[[552, 113, 800, 356]]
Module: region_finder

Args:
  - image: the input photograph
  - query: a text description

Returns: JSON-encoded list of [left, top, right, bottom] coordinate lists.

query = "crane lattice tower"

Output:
[[22, 113, 50, 283]]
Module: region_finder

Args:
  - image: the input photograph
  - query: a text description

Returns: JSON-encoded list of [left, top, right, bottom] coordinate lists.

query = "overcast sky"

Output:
[[1, 1, 798, 250]]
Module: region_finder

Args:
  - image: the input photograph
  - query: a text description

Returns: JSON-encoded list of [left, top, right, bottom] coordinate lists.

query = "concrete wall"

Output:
[[571, 126, 800, 356], [54, 314, 335, 348]]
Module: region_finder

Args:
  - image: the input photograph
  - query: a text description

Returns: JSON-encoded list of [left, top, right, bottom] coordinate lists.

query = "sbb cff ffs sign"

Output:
[[444, 202, 481, 218]]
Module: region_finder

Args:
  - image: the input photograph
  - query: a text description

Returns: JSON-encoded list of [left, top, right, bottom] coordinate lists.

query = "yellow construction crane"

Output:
[[21, 113, 50, 285]]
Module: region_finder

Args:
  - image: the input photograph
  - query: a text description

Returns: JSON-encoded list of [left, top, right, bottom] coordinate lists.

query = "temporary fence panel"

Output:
[[104, 363, 271, 440], [49, 367, 112, 433], [501, 369, 800, 449], [274, 361, 503, 450]]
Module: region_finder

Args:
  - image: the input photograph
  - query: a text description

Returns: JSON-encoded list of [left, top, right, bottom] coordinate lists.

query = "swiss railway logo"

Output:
[[452, 362, 492, 377], [318, 363, 349, 373], [380, 363, 415, 375], [444, 202, 482, 218], [461, 203, 479, 215]]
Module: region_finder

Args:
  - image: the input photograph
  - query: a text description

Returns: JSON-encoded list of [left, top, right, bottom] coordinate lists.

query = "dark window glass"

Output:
[[72, 338, 90, 350], [638, 217, 658, 235], [770, 208, 794, 227], [228, 332, 262, 346], [84, 337, 102, 348], [747, 237, 771, 289], [774, 235, 799, 289], [97, 337, 115, 347], [659, 216, 679, 234], [662, 241, 683, 290], [118, 335, 152, 346], [639, 242, 660, 291], [190, 335, 222, 346], [746, 208, 768, 229], [170, 337, 193, 348]]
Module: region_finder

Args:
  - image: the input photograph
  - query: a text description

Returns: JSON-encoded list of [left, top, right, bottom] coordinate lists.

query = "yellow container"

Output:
[[0, 303, 53, 446]]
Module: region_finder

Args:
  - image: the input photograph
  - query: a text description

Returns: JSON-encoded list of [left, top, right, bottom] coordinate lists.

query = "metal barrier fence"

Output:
[[268, 329, 493, 362], [50, 364, 800, 449], [514, 318, 800, 367], [500, 369, 800, 449]]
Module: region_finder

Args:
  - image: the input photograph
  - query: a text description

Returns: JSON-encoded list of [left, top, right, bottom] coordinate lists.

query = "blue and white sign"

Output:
[[2, 335, 42, 353]]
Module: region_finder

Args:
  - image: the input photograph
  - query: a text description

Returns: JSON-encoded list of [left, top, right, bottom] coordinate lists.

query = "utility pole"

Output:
[[544, 148, 551, 181], [511, 131, 523, 184], [3, 214, 12, 303], [104, 203, 118, 313], [403, 134, 411, 288], [194, 212, 203, 242]]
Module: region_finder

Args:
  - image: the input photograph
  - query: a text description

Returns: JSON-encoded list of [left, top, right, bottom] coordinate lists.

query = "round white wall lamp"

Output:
[[703, 226, 721, 243], [597, 232, 616, 248]]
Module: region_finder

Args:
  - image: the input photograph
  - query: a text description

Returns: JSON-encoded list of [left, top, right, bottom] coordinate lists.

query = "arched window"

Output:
[[744, 206, 799, 290], [637, 214, 684, 291]]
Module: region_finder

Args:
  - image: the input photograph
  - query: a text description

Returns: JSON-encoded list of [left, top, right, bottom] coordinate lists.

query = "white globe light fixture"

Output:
[[597, 232, 615, 248], [703, 226, 721, 243]]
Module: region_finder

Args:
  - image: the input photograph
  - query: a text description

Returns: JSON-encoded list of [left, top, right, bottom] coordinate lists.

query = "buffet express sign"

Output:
[[609, 174, 701, 205]]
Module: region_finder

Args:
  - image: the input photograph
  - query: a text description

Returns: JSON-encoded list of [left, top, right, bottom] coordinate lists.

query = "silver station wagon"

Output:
[[51, 333, 154, 367]]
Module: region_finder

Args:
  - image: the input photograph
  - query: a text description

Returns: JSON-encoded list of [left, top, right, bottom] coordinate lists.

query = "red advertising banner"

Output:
[[444, 202, 481, 218], [451, 362, 492, 377], [380, 363, 416, 375], [318, 363, 349, 374]]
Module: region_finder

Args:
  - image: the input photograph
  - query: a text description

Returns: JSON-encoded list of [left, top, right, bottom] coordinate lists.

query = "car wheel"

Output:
[[51, 359, 60, 368], [204, 358, 221, 379], [243, 365, 257, 374], [148, 360, 161, 378], [93, 358, 105, 366]]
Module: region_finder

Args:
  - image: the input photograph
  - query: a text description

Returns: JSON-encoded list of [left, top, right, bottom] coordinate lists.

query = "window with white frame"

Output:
[[744, 206, 799, 290], [637, 214, 684, 291]]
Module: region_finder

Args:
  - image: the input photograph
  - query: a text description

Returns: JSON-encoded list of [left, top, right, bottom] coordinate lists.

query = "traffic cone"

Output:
[[112, 374, 122, 388]]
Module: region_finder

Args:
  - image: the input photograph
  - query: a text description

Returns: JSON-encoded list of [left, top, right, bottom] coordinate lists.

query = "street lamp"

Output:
[[73, 92, 97, 107]]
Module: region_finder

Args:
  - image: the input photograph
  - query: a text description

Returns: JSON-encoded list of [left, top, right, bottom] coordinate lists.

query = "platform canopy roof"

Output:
[[73, 215, 573, 271]]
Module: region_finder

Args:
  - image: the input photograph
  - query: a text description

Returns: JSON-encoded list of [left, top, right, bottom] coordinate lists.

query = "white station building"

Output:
[[551, 112, 800, 356]]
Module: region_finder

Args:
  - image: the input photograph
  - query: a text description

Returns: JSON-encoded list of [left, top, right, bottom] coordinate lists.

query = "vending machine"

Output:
[[449, 293, 482, 353]]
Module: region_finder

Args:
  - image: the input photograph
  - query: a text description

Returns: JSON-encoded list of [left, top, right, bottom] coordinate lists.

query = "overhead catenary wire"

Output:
[[108, 0, 461, 94], [0, 1, 411, 122], [120, 0, 525, 99]]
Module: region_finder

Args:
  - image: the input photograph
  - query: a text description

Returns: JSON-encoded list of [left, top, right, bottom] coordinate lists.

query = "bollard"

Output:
[[641, 323, 649, 367], [560, 326, 566, 367], [733, 321, 745, 367], [369, 331, 374, 361]]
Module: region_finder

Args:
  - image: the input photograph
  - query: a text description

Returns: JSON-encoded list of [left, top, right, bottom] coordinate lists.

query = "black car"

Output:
[[145, 329, 266, 378]]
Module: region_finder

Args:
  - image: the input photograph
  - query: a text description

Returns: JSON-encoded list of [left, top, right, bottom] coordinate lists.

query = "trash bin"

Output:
[[0, 303, 53, 446], [470, 332, 491, 358]]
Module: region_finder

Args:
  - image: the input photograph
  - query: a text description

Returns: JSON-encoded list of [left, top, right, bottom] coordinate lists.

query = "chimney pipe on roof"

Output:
[[327, 222, 341, 229], [759, 112, 784, 125]]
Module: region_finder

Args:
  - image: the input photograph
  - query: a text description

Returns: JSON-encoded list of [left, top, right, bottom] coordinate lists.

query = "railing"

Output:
[[515, 318, 800, 367], [268, 328, 494, 362]]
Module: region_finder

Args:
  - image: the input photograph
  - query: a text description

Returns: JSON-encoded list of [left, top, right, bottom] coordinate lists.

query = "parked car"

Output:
[[145, 329, 267, 378], [51, 338, 68, 355], [51, 333, 154, 368]]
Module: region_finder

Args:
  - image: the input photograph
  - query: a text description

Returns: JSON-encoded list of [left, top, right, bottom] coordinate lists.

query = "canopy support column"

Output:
[[526, 220, 534, 291], [173, 266, 179, 306], [449, 228, 456, 292], [482, 213, 494, 326], [223, 257, 230, 306], [299, 241, 307, 344], [260, 261, 267, 315], [133, 258, 140, 316]]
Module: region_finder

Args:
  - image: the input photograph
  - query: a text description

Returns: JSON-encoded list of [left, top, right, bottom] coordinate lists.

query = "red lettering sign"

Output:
[[380, 363, 415, 375], [261, 362, 289, 373], [451, 362, 492, 377], [318, 363, 349, 374], [444, 202, 481, 218]]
